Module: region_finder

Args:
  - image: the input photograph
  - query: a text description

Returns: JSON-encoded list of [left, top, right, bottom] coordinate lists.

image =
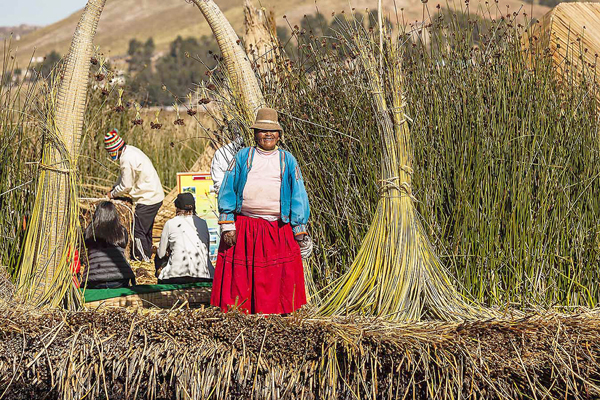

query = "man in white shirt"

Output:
[[104, 129, 165, 261], [210, 120, 244, 194]]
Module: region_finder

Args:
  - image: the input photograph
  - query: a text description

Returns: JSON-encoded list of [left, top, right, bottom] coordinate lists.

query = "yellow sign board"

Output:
[[177, 172, 219, 262]]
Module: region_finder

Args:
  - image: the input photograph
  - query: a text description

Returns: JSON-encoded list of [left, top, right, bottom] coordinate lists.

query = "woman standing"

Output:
[[82, 201, 136, 289], [211, 108, 313, 314]]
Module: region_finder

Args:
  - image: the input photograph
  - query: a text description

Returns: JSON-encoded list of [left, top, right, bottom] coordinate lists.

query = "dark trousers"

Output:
[[133, 201, 162, 261]]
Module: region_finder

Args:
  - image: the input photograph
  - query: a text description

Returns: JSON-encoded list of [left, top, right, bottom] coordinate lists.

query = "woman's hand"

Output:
[[295, 234, 313, 259], [223, 230, 237, 247]]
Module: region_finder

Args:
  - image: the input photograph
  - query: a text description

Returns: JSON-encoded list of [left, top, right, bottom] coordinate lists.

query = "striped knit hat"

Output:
[[104, 129, 125, 160]]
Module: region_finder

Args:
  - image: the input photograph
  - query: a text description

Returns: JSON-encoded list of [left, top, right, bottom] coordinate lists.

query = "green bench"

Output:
[[83, 282, 212, 309]]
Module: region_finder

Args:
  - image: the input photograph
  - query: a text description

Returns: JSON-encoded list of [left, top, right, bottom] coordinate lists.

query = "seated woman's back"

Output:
[[83, 201, 135, 289], [84, 239, 134, 286], [157, 214, 213, 282]]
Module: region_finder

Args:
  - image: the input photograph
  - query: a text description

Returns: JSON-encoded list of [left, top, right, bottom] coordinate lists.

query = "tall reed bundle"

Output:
[[529, 3, 600, 85], [243, 0, 281, 79], [16, 0, 106, 309], [315, 11, 486, 320], [243, 0, 277, 61], [188, 0, 265, 124]]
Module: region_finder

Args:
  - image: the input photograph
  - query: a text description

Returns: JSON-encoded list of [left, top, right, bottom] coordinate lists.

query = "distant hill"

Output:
[[6, 0, 550, 69], [0, 24, 39, 42]]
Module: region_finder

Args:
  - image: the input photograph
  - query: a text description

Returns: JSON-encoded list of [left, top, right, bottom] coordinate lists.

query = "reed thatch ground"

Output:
[[0, 304, 599, 399]]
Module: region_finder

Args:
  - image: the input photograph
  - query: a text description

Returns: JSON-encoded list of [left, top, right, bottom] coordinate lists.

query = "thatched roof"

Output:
[[534, 2, 600, 81]]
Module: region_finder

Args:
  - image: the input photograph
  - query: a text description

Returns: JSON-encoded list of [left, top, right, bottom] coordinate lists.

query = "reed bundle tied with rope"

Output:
[[16, 0, 106, 309], [317, 13, 489, 320], [188, 0, 265, 122]]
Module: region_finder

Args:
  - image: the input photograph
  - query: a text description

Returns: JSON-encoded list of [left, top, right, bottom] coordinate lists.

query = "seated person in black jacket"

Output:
[[82, 201, 136, 289]]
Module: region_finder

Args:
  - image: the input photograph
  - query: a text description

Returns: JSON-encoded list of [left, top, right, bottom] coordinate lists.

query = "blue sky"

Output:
[[0, 0, 85, 26]]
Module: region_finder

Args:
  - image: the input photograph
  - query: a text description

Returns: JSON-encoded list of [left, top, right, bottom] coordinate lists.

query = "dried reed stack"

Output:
[[16, 0, 106, 308], [529, 3, 600, 85], [318, 12, 488, 320], [2, 306, 600, 399], [244, 0, 279, 71]]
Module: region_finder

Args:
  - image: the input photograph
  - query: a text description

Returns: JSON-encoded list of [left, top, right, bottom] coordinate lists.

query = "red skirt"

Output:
[[211, 215, 307, 314]]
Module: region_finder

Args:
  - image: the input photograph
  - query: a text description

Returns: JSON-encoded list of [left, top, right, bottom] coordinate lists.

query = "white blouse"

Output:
[[157, 215, 212, 280]]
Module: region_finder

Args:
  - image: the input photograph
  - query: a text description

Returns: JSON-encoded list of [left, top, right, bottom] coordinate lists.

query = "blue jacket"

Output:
[[218, 147, 310, 236]]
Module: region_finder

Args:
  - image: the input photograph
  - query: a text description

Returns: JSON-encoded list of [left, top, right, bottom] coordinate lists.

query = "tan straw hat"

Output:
[[250, 108, 283, 131]]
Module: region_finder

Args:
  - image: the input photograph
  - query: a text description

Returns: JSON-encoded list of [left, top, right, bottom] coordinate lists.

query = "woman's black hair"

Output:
[[84, 201, 128, 248]]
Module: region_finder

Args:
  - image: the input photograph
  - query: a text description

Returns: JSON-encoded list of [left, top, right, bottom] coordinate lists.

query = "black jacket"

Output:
[[192, 215, 214, 274], [83, 239, 135, 285]]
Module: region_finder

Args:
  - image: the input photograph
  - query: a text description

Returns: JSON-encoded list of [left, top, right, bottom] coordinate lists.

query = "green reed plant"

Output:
[[0, 44, 44, 276], [252, 4, 599, 308], [405, 6, 600, 307]]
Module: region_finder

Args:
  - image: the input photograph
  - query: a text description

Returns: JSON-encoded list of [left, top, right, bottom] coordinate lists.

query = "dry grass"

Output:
[[0, 304, 599, 399], [130, 261, 157, 284], [0, 268, 14, 302]]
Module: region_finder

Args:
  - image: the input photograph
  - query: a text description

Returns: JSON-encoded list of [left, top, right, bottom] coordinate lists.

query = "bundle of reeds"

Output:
[[15, 0, 106, 309], [188, 0, 265, 124], [312, 9, 486, 320], [243, 0, 278, 62], [1, 303, 599, 399]]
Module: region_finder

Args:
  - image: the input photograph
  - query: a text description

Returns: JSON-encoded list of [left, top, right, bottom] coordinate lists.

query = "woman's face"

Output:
[[254, 129, 280, 151]]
